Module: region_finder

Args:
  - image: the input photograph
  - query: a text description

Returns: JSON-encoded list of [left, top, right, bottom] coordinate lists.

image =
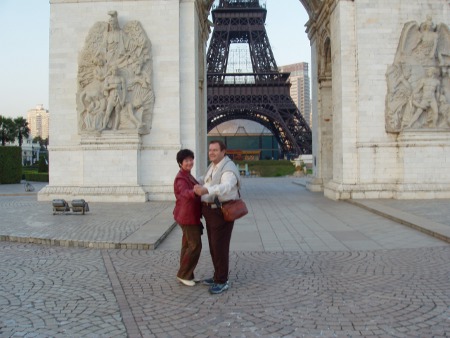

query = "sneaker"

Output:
[[209, 282, 229, 294], [177, 277, 195, 287], [202, 277, 214, 286]]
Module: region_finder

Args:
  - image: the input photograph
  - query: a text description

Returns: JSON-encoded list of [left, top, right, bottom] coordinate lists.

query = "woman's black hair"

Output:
[[176, 149, 194, 167]]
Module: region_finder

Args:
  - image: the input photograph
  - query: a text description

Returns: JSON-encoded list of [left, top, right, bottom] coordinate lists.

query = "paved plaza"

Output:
[[0, 177, 449, 337]]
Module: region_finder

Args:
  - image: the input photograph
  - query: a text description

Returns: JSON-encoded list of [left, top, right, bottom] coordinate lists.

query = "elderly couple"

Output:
[[173, 140, 241, 294]]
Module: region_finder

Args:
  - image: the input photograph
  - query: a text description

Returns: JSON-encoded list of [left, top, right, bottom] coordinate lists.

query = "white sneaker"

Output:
[[177, 277, 195, 286]]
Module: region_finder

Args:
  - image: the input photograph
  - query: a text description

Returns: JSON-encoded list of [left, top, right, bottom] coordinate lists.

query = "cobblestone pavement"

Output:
[[0, 178, 449, 337], [0, 195, 171, 248], [1, 243, 449, 337]]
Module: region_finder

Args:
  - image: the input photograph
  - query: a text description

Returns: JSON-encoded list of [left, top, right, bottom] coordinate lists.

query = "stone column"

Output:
[[324, 0, 359, 200], [39, 0, 204, 202]]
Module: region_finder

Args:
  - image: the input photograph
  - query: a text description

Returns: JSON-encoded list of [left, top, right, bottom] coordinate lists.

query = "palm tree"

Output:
[[0, 115, 15, 146], [13, 117, 30, 147], [33, 136, 43, 149], [33, 136, 49, 150]]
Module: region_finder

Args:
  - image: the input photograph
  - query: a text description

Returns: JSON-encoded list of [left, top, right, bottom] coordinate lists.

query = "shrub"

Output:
[[38, 154, 48, 173], [25, 172, 49, 182], [0, 146, 22, 184], [235, 160, 295, 177]]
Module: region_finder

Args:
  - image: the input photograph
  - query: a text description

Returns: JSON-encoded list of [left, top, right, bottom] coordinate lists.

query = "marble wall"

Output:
[[317, 0, 450, 199], [39, 0, 207, 202]]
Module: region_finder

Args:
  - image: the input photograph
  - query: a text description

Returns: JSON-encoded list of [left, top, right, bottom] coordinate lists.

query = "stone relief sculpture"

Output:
[[385, 16, 450, 132], [76, 11, 154, 135]]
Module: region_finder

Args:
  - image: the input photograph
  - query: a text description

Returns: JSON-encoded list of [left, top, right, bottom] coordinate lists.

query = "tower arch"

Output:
[[205, 0, 312, 156]]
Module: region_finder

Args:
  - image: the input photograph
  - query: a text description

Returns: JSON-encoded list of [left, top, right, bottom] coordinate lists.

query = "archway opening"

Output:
[[206, 0, 313, 159]]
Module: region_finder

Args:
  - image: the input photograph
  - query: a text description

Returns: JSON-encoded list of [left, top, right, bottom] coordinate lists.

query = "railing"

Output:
[[207, 72, 290, 86], [212, 0, 266, 10]]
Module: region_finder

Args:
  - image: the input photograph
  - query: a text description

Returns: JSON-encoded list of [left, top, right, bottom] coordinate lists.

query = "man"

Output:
[[194, 140, 241, 294]]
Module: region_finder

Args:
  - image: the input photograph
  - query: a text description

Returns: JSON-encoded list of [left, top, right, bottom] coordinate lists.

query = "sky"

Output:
[[0, 0, 310, 119]]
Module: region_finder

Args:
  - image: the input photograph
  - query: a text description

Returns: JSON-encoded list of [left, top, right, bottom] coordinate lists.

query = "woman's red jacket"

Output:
[[173, 169, 202, 225]]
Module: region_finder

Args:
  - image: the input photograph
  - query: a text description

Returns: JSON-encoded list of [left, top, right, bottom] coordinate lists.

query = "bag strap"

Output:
[[214, 189, 242, 209]]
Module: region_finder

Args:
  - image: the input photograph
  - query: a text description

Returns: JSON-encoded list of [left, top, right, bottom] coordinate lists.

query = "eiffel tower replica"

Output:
[[206, 0, 312, 156]]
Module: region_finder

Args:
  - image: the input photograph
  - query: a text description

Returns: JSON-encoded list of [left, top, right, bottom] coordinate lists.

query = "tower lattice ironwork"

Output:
[[207, 0, 312, 156]]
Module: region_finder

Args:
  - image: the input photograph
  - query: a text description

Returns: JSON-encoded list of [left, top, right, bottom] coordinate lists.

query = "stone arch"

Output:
[[201, 0, 450, 200], [202, 0, 324, 166]]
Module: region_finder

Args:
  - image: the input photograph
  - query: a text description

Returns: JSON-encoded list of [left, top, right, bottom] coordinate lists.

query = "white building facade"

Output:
[[27, 104, 49, 140], [7, 137, 41, 166]]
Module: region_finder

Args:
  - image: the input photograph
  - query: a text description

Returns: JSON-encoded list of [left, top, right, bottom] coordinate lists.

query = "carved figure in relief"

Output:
[[438, 67, 450, 127], [78, 57, 107, 130], [102, 11, 126, 66], [396, 16, 449, 66], [411, 16, 439, 63], [76, 11, 153, 135], [407, 68, 440, 128], [385, 64, 412, 130], [386, 16, 450, 132], [85, 99, 106, 131], [123, 60, 154, 133], [103, 66, 126, 130], [122, 21, 150, 64], [438, 92, 450, 127], [442, 66, 450, 102]]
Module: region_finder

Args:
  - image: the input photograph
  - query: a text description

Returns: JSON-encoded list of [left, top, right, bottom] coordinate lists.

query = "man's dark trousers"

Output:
[[202, 205, 234, 284]]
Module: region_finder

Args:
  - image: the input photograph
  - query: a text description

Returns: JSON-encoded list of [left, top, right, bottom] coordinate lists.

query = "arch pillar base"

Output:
[[306, 177, 324, 192]]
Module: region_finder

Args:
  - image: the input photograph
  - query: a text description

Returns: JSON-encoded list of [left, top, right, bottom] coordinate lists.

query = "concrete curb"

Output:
[[292, 179, 450, 244], [346, 199, 450, 244], [0, 221, 178, 250]]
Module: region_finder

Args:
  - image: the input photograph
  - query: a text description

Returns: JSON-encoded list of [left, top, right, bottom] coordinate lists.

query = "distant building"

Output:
[[7, 136, 41, 166], [278, 62, 311, 126], [208, 119, 281, 160], [27, 104, 49, 140]]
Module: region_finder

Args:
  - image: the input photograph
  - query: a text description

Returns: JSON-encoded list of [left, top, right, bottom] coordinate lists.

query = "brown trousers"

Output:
[[177, 224, 202, 280], [202, 205, 234, 284]]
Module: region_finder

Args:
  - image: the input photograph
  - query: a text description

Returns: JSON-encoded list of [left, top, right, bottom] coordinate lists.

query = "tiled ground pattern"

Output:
[[0, 242, 449, 337]]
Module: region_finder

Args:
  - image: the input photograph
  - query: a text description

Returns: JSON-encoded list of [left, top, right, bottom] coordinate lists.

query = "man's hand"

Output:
[[194, 184, 208, 196]]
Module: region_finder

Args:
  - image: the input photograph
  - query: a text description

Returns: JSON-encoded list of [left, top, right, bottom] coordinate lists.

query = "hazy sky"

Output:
[[0, 0, 310, 118]]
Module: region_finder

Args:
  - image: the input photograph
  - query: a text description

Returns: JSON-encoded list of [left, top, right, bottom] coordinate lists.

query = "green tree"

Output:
[[13, 117, 30, 147], [38, 154, 48, 173], [0, 115, 15, 146], [33, 136, 49, 150], [33, 136, 44, 149]]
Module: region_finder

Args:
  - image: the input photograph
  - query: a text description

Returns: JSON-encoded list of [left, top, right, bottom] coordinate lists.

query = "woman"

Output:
[[173, 149, 203, 286]]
